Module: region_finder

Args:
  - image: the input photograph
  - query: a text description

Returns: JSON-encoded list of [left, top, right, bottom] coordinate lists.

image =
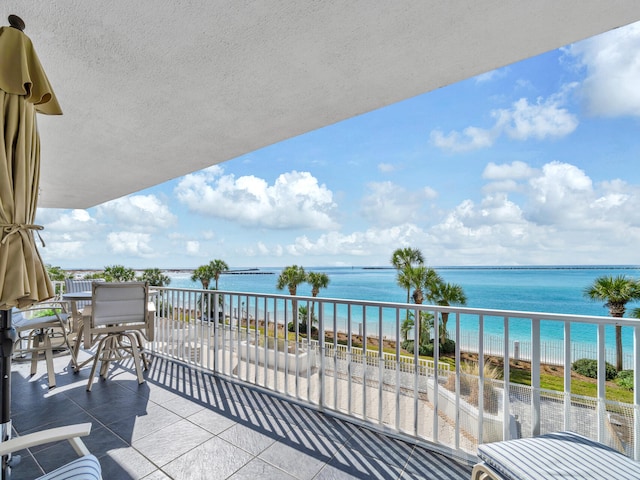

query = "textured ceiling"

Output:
[[4, 1, 640, 208]]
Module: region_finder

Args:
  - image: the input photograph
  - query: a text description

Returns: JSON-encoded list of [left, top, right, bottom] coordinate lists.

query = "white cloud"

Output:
[[430, 126, 497, 153], [97, 195, 177, 231], [378, 163, 396, 173], [431, 90, 578, 152], [281, 160, 640, 266], [257, 242, 269, 255], [243, 241, 284, 257], [483, 161, 536, 180], [175, 168, 338, 230], [482, 179, 520, 194], [39, 209, 96, 234], [526, 161, 593, 225], [423, 187, 438, 199], [493, 95, 578, 141], [360, 181, 436, 225], [565, 21, 640, 117], [186, 241, 200, 255], [107, 232, 154, 256], [474, 68, 509, 83], [36, 209, 99, 262], [286, 224, 429, 258], [40, 241, 88, 262]]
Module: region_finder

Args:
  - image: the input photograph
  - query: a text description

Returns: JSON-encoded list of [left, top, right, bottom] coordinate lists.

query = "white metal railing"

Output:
[[145, 287, 640, 461]]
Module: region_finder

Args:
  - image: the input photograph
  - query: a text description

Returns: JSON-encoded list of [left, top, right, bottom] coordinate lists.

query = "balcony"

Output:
[[9, 285, 640, 478]]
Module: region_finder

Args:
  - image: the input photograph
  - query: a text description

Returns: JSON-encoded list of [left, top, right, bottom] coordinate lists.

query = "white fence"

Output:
[[458, 331, 635, 371]]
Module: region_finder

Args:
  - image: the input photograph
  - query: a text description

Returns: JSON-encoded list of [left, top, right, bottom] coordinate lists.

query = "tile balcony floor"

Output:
[[8, 351, 473, 479]]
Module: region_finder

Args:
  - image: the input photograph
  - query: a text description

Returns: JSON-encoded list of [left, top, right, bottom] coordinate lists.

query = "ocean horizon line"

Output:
[[64, 264, 640, 273]]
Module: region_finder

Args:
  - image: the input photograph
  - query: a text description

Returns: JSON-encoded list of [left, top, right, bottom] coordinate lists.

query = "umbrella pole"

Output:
[[0, 309, 16, 479]]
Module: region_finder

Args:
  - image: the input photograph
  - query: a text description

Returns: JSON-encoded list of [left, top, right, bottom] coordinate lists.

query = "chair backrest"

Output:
[[91, 282, 149, 328], [64, 278, 105, 309]]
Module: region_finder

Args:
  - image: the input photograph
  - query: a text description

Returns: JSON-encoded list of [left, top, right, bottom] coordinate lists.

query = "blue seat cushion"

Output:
[[477, 431, 640, 480], [38, 454, 102, 480]]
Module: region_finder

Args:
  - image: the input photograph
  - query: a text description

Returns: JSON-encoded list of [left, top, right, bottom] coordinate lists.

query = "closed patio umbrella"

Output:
[[0, 14, 61, 476]]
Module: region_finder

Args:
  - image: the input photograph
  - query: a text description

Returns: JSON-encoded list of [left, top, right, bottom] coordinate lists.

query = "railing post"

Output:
[[564, 320, 571, 432], [634, 324, 640, 460], [395, 308, 401, 432], [503, 316, 510, 441], [454, 312, 461, 451], [413, 307, 419, 436], [478, 314, 484, 444], [333, 303, 338, 411], [319, 300, 325, 409], [347, 303, 353, 416], [213, 292, 219, 373], [531, 318, 541, 437], [433, 307, 439, 443], [362, 306, 368, 421], [378, 307, 384, 426], [597, 323, 606, 444], [596, 324, 607, 442]]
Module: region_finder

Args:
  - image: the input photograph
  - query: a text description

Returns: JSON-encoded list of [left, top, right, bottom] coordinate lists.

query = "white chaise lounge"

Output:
[[472, 431, 640, 480], [0, 423, 101, 479]]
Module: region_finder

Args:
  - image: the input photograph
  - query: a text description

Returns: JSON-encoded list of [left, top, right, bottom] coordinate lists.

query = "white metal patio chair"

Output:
[[12, 300, 78, 388], [472, 431, 640, 480], [63, 278, 104, 332], [82, 282, 152, 391], [0, 423, 101, 479]]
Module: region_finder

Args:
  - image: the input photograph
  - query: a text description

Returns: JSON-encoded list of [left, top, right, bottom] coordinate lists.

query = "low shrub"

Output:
[[287, 321, 317, 335], [571, 358, 617, 381], [402, 339, 455, 356], [444, 361, 500, 414], [401, 340, 413, 352], [616, 370, 634, 390]]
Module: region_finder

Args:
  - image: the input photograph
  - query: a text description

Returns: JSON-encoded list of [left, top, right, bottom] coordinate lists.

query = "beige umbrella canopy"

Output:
[[0, 15, 61, 473], [0, 16, 61, 310]]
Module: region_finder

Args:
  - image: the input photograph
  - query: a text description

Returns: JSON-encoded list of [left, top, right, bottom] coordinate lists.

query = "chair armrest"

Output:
[[471, 462, 504, 480], [147, 301, 155, 342], [22, 300, 69, 312], [0, 423, 92, 457]]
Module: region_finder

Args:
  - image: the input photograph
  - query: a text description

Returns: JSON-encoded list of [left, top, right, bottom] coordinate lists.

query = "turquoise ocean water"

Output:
[[167, 266, 640, 352]]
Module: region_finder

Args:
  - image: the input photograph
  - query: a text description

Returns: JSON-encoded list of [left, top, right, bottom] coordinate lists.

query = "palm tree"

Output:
[[400, 310, 435, 348], [307, 272, 329, 297], [391, 247, 425, 304], [427, 280, 467, 345], [276, 265, 307, 296], [409, 266, 442, 305], [306, 271, 330, 333], [406, 266, 442, 345], [401, 315, 414, 342], [584, 275, 640, 371], [209, 259, 229, 290], [46, 264, 70, 294], [191, 264, 214, 290], [276, 265, 307, 331], [104, 265, 135, 282], [140, 268, 171, 287], [46, 264, 70, 281]]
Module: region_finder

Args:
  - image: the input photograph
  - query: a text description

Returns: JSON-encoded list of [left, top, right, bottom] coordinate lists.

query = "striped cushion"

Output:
[[38, 454, 102, 480], [477, 431, 640, 480]]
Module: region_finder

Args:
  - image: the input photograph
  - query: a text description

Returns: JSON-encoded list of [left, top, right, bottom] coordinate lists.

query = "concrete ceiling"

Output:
[[4, 1, 640, 209]]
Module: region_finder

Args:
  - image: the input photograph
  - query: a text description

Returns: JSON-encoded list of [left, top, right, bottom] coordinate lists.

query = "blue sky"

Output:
[[38, 21, 640, 270]]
